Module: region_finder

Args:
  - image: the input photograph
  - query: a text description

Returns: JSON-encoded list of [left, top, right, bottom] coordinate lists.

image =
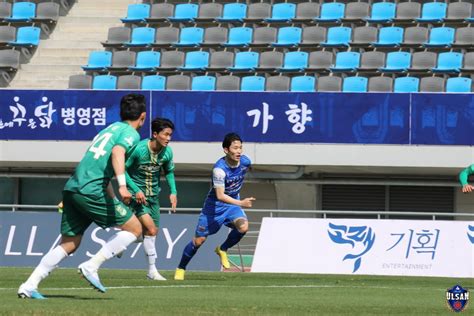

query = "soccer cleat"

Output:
[[214, 246, 230, 269], [147, 271, 167, 281], [17, 283, 46, 300], [174, 268, 185, 281], [78, 262, 106, 293]]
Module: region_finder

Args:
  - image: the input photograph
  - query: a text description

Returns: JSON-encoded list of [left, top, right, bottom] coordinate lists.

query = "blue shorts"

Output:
[[194, 205, 247, 238]]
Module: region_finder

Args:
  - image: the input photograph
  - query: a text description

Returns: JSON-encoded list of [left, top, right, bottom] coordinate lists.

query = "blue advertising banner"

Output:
[[153, 91, 410, 144], [0, 212, 226, 271], [0, 90, 151, 140], [411, 93, 474, 145], [2, 89, 474, 145]]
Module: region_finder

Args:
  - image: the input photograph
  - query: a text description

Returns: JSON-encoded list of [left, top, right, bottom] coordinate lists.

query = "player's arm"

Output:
[[125, 151, 146, 204], [459, 164, 474, 193], [111, 145, 132, 204], [164, 152, 178, 212], [213, 168, 255, 208]]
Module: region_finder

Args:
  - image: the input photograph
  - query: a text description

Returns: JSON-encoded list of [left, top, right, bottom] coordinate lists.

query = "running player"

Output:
[[174, 133, 255, 280], [125, 117, 177, 281], [18, 93, 147, 299]]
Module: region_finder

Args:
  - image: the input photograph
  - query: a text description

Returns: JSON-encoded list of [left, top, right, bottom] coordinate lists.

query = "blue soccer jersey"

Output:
[[202, 154, 251, 215]]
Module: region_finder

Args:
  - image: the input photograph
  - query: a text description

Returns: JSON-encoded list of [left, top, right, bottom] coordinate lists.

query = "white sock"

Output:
[[143, 235, 157, 274], [89, 231, 137, 269], [25, 246, 68, 289]]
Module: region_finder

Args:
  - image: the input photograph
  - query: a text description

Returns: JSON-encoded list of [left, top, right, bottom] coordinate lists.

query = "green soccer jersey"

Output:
[[126, 139, 175, 197], [64, 121, 140, 198], [459, 164, 474, 186]]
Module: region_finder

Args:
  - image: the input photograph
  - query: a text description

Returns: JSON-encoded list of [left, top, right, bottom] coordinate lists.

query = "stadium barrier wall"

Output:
[[252, 218, 474, 277], [0, 89, 474, 145], [0, 212, 227, 271]]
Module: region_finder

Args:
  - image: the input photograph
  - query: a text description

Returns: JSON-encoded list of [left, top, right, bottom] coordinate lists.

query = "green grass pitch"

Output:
[[1, 267, 472, 315]]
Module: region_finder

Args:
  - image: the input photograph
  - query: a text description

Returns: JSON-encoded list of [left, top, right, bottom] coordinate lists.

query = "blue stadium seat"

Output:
[[168, 3, 198, 22], [330, 52, 360, 72], [394, 77, 419, 93], [224, 27, 252, 47], [121, 4, 150, 23], [272, 26, 302, 47], [129, 51, 160, 72], [6, 2, 35, 22], [380, 52, 411, 73], [321, 26, 351, 47], [241, 76, 265, 91], [432, 52, 463, 73], [417, 2, 447, 23], [82, 51, 112, 71], [192, 75, 216, 91], [265, 3, 296, 22], [424, 27, 455, 48], [217, 3, 247, 22], [366, 2, 396, 23], [279, 51, 308, 72], [372, 27, 403, 47], [179, 51, 209, 71], [315, 2, 345, 22], [291, 76, 316, 92], [8, 26, 40, 47], [92, 75, 117, 90], [125, 27, 155, 47], [446, 77, 471, 93], [228, 51, 259, 72], [141, 75, 166, 90], [173, 27, 203, 47], [343, 76, 368, 92]]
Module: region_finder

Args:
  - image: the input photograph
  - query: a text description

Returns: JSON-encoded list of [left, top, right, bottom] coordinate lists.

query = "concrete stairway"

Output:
[[8, 0, 136, 89]]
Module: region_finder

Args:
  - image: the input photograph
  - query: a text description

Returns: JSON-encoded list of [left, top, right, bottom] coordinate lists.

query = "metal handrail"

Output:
[[1, 204, 473, 220]]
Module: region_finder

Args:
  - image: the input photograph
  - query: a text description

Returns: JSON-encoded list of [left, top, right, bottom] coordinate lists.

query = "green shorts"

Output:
[[131, 197, 160, 227], [61, 191, 134, 236]]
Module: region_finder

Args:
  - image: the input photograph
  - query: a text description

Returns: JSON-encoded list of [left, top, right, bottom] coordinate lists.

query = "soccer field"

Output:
[[1, 268, 471, 315]]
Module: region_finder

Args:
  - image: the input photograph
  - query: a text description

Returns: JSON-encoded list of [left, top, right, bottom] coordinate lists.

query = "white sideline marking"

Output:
[[0, 284, 431, 291]]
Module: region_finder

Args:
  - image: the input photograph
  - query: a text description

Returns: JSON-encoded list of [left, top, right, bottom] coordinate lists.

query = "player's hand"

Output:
[[119, 186, 132, 205], [241, 197, 256, 208], [170, 194, 177, 213], [462, 184, 474, 193], [57, 201, 63, 213], [135, 191, 147, 205]]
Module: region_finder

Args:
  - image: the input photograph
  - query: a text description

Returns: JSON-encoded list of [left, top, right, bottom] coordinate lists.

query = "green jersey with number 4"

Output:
[[126, 139, 175, 197], [64, 121, 140, 198]]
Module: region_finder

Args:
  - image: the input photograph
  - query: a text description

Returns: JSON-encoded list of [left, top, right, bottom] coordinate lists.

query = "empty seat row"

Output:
[[102, 25, 474, 50], [0, 25, 41, 47], [82, 49, 474, 75], [69, 73, 473, 93], [0, 2, 59, 23], [121, 2, 474, 25]]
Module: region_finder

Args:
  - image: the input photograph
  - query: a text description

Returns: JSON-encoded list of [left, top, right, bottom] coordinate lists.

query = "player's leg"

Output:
[[138, 206, 166, 281], [19, 191, 88, 299], [174, 213, 221, 280], [216, 207, 249, 269], [77, 195, 142, 292]]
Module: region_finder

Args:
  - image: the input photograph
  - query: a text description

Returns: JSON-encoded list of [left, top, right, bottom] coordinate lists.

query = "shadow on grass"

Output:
[[45, 295, 113, 300]]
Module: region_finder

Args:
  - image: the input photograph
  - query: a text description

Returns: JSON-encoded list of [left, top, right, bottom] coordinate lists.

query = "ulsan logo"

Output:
[[468, 225, 474, 244], [446, 285, 469, 313], [327, 223, 375, 273]]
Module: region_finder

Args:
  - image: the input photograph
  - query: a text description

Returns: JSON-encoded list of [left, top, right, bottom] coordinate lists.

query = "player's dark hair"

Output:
[[222, 133, 242, 149], [151, 117, 174, 134], [120, 93, 146, 121]]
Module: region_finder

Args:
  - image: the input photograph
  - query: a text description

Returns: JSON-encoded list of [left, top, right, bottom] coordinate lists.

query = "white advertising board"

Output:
[[252, 218, 474, 277]]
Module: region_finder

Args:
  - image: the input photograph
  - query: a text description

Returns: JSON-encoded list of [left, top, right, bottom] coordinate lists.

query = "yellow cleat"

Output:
[[214, 246, 230, 269], [174, 268, 185, 281]]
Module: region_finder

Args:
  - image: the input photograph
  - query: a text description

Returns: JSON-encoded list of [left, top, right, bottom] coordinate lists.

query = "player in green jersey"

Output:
[[125, 117, 177, 281], [459, 164, 474, 192], [18, 94, 147, 299]]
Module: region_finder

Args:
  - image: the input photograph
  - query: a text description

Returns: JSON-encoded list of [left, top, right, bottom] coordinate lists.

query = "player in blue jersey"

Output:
[[174, 133, 255, 280]]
